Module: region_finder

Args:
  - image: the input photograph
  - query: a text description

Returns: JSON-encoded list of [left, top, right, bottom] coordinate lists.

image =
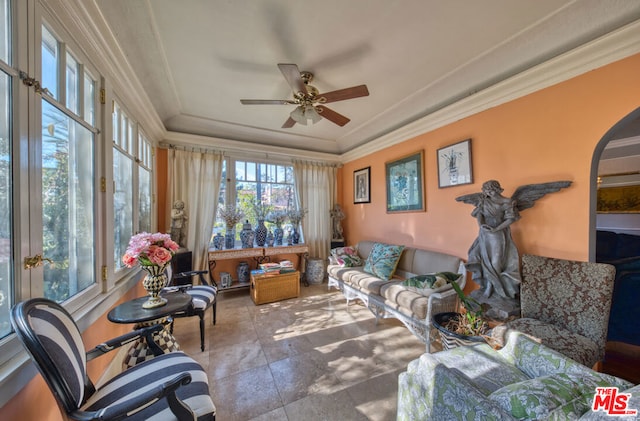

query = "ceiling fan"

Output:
[[240, 63, 369, 128]]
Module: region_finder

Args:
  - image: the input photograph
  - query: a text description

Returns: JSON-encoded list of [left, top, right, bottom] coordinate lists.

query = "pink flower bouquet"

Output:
[[122, 232, 180, 268]]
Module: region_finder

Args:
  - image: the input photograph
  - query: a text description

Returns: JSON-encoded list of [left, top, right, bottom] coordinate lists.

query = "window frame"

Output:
[[0, 1, 156, 406], [111, 97, 154, 276], [35, 18, 102, 314], [216, 155, 297, 244]]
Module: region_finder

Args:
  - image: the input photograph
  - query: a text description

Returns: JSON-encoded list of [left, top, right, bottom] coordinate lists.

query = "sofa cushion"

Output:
[[327, 265, 366, 285], [494, 318, 600, 368], [330, 246, 363, 267], [349, 273, 397, 295], [488, 371, 634, 420], [431, 343, 530, 396], [363, 243, 405, 280], [379, 284, 431, 319]]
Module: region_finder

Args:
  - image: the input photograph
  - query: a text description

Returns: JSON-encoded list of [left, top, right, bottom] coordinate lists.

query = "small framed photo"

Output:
[[385, 150, 425, 213], [437, 139, 473, 188], [354, 166, 371, 204]]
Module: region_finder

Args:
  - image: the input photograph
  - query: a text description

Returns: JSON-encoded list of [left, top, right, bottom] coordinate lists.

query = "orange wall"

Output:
[[341, 54, 640, 263], [0, 282, 144, 421], [157, 148, 168, 233]]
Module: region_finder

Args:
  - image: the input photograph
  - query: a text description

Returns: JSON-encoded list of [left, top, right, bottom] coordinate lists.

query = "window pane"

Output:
[[113, 103, 120, 146], [113, 148, 133, 270], [42, 100, 95, 302], [0, 70, 12, 338], [66, 52, 78, 113], [246, 162, 256, 181], [83, 71, 94, 125], [236, 161, 245, 181], [41, 26, 58, 99], [139, 167, 151, 233], [0, 0, 10, 64]]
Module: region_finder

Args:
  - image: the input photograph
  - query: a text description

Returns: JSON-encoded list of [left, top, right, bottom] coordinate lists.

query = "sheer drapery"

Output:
[[293, 161, 337, 261], [167, 148, 223, 271]]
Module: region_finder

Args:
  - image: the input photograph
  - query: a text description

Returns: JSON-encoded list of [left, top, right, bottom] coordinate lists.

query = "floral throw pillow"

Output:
[[402, 272, 461, 295], [331, 246, 363, 267], [363, 243, 405, 280]]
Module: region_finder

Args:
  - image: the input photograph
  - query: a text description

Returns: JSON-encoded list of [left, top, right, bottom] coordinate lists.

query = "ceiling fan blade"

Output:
[[318, 85, 369, 104], [316, 106, 350, 127], [278, 63, 307, 94], [240, 99, 295, 105], [282, 117, 296, 128]]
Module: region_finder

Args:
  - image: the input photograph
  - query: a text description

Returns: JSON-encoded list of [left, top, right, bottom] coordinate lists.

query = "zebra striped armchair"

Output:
[[11, 297, 216, 421]]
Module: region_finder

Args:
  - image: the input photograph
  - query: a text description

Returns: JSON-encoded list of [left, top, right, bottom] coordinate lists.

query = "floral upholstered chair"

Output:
[[397, 331, 637, 420], [492, 254, 616, 368]]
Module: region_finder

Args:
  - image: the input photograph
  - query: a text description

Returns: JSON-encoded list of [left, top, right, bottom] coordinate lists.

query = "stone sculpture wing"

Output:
[[455, 192, 485, 206], [512, 180, 572, 212]]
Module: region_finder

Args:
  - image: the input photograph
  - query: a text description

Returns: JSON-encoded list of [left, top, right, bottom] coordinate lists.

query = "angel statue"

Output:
[[456, 180, 571, 317]]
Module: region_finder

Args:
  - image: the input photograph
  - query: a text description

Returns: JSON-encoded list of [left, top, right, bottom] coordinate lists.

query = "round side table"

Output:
[[108, 292, 191, 369]]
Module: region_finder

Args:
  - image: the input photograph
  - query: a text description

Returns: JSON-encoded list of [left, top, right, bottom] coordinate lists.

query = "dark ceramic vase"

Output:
[[254, 220, 268, 247]]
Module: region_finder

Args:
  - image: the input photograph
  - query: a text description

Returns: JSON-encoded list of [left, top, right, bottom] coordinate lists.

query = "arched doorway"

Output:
[[590, 106, 640, 383]]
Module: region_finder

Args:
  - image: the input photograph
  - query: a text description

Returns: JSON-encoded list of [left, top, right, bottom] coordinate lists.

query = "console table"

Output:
[[208, 244, 310, 291]]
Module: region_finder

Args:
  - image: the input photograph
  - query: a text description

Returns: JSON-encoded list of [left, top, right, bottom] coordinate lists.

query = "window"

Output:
[[138, 132, 152, 233], [113, 101, 153, 271], [215, 158, 296, 241], [0, 0, 12, 339], [0, 1, 158, 403], [41, 25, 97, 302]]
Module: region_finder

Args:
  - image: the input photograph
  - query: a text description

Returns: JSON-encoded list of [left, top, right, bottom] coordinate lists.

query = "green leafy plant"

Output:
[[447, 281, 489, 337]]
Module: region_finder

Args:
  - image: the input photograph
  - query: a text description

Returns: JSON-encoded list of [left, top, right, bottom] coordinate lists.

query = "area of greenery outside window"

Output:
[[113, 101, 153, 271], [41, 25, 97, 303], [214, 159, 297, 244], [0, 0, 12, 339]]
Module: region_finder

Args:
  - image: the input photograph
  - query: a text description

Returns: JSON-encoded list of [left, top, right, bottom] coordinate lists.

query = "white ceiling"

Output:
[[94, 0, 640, 155]]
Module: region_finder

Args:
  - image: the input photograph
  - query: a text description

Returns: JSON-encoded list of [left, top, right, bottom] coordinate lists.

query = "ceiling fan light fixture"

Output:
[[290, 105, 321, 125], [290, 106, 307, 125]]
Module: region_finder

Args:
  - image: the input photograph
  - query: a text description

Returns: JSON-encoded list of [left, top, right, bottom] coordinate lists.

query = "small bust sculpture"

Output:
[[331, 204, 345, 241], [170, 199, 188, 248]]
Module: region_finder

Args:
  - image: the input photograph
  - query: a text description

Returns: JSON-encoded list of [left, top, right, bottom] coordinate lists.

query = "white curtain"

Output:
[[293, 160, 337, 260], [167, 148, 223, 271]]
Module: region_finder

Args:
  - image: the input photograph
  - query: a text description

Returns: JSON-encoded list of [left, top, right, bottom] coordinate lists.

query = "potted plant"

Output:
[[432, 281, 491, 350]]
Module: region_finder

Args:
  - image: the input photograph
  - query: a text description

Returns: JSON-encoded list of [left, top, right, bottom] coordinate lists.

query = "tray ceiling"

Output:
[[94, 0, 640, 155]]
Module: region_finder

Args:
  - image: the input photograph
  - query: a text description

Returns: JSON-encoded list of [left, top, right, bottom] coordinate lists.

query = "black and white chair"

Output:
[[11, 298, 216, 421], [164, 266, 217, 351]]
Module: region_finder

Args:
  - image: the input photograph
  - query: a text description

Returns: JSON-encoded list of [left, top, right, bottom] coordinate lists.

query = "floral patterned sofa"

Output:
[[397, 330, 639, 420], [327, 241, 465, 352]]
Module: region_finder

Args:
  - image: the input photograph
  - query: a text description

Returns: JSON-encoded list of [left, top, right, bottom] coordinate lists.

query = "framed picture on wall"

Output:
[[354, 166, 371, 204], [385, 150, 425, 213], [597, 173, 640, 213], [437, 138, 473, 188]]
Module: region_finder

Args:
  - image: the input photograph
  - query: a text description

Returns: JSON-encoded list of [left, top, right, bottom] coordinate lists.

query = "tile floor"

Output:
[[171, 282, 436, 421]]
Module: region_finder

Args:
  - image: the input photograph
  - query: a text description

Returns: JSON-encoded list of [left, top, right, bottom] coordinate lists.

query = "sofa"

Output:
[[596, 230, 640, 345], [397, 330, 639, 420], [327, 240, 465, 352]]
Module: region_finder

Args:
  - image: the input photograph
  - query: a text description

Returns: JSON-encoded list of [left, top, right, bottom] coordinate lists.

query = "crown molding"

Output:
[[161, 131, 342, 164], [340, 19, 640, 163]]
